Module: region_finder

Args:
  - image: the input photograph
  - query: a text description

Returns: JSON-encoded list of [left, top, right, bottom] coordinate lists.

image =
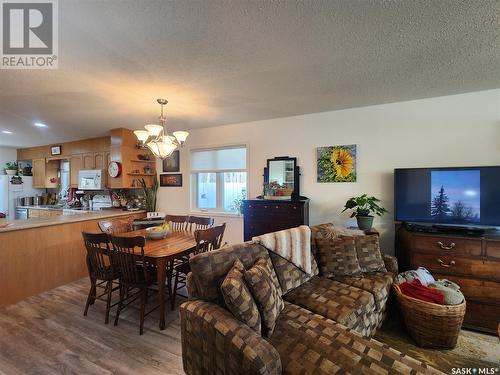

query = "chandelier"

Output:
[[134, 98, 189, 159]]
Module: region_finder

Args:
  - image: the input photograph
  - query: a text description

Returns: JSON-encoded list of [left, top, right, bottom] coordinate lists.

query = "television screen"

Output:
[[394, 166, 500, 227]]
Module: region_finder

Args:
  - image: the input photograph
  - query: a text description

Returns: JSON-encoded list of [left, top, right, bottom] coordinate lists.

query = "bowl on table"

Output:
[[146, 226, 168, 240]]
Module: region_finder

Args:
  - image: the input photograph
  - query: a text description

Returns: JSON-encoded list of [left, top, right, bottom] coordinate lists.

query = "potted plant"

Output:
[[342, 194, 388, 231], [4, 162, 18, 176], [139, 176, 158, 212]]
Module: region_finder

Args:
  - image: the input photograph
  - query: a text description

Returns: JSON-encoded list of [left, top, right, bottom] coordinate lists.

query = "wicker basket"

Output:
[[393, 284, 466, 348]]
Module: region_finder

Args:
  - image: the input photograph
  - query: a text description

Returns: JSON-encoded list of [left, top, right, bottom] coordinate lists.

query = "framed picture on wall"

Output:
[[51, 145, 62, 155], [317, 144, 357, 182], [162, 150, 180, 172], [160, 173, 182, 187]]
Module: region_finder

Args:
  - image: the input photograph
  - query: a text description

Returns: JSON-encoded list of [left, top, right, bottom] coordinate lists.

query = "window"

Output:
[[191, 146, 247, 213]]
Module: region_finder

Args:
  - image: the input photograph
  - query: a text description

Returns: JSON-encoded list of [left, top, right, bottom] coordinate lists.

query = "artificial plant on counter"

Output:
[[139, 176, 158, 212]]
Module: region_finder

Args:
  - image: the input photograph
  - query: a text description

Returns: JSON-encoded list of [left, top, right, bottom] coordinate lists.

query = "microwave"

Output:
[[78, 170, 106, 190]]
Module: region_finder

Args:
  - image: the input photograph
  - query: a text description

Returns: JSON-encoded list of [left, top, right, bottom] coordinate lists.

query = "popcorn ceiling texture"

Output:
[[1, 0, 499, 147]]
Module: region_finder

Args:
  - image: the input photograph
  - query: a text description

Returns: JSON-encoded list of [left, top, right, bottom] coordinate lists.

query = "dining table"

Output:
[[120, 229, 197, 330]]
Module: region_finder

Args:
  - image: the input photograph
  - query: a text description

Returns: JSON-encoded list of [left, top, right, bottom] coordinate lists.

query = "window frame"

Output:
[[189, 144, 249, 215]]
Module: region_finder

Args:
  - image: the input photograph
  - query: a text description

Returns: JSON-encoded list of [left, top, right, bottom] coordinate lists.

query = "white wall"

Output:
[[0, 147, 17, 174], [156, 89, 500, 253]]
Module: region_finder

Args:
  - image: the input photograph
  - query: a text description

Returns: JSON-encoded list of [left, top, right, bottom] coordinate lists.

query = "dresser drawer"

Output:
[[485, 239, 500, 260], [432, 273, 500, 302], [411, 253, 500, 280], [410, 234, 482, 257]]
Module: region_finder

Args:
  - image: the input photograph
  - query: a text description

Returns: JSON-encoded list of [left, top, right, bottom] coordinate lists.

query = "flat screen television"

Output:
[[394, 166, 500, 228]]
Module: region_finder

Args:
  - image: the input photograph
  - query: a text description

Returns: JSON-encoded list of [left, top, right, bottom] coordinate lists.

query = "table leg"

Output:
[[156, 257, 167, 330]]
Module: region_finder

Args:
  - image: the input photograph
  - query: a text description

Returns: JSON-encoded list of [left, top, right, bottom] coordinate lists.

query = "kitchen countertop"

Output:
[[0, 209, 146, 233]]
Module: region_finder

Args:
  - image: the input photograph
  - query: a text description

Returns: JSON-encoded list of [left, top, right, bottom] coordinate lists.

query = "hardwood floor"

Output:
[[0, 278, 185, 375]]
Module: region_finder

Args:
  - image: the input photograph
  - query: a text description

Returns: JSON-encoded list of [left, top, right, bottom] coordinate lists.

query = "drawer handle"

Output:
[[437, 258, 455, 268], [437, 241, 455, 250]]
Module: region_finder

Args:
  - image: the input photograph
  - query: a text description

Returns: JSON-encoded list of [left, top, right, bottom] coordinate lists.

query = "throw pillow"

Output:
[[220, 259, 261, 333], [315, 236, 362, 277], [354, 234, 387, 272], [244, 257, 284, 337]]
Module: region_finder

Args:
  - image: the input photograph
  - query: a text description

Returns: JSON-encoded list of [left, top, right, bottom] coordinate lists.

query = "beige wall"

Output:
[[156, 89, 500, 254], [0, 147, 17, 172]]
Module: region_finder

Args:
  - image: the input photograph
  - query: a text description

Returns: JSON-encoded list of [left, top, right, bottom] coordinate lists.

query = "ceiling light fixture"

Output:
[[34, 122, 48, 128], [134, 99, 189, 159], [2, 130, 13, 134]]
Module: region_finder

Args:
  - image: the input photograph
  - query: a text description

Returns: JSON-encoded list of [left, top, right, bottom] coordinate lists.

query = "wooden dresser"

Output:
[[396, 225, 500, 333], [242, 198, 309, 241]]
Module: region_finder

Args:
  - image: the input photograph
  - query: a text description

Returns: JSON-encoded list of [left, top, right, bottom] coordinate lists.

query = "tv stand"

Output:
[[403, 222, 498, 237], [396, 223, 500, 334]]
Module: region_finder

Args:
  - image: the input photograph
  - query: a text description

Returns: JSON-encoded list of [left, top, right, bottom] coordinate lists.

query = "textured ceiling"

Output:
[[1, 0, 499, 147]]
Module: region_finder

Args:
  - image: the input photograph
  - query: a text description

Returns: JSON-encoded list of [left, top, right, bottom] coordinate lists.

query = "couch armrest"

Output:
[[382, 254, 398, 274], [180, 300, 282, 375]]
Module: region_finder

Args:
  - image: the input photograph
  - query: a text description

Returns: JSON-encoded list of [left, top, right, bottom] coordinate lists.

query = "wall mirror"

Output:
[[264, 157, 300, 199]]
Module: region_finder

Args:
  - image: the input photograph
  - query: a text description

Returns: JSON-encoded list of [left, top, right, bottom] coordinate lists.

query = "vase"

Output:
[[5, 169, 17, 176], [356, 215, 374, 231]]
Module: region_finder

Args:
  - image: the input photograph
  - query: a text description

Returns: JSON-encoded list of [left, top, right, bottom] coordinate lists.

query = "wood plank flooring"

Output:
[[0, 278, 185, 375]]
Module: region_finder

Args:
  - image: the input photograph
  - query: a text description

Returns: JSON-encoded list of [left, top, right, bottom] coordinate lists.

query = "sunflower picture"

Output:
[[317, 145, 357, 182]]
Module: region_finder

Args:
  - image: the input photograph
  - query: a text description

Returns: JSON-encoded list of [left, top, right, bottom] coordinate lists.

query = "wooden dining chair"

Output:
[[171, 223, 226, 309], [110, 235, 157, 335], [165, 215, 189, 231], [188, 216, 215, 232], [82, 232, 120, 324], [98, 218, 134, 235]]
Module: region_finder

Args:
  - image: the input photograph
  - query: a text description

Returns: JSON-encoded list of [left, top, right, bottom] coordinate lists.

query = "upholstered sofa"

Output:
[[180, 225, 442, 375]]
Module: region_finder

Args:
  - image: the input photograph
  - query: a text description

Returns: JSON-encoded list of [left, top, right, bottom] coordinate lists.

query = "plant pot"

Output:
[[356, 215, 374, 231], [5, 169, 17, 176]]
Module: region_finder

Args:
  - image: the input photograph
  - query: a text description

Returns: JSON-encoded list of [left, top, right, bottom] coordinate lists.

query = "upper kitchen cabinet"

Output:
[[82, 153, 94, 169], [32, 158, 46, 188], [94, 152, 105, 170], [69, 155, 83, 188], [82, 152, 105, 170]]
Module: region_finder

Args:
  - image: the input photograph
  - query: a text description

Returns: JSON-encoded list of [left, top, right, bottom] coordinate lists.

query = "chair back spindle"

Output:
[[165, 215, 189, 231], [188, 216, 215, 232]]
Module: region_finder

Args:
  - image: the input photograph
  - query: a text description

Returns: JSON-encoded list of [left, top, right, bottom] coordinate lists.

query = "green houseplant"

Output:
[[342, 194, 388, 231], [4, 162, 18, 176], [139, 176, 159, 212]]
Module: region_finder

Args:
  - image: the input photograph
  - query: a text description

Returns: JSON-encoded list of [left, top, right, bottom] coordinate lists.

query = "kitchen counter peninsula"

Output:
[[0, 210, 146, 305]]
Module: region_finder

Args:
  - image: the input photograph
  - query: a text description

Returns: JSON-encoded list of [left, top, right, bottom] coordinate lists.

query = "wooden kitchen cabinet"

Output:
[[32, 158, 46, 188], [82, 153, 94, 169], [69, 155, 83, 188], [94, 152, 105, 170]]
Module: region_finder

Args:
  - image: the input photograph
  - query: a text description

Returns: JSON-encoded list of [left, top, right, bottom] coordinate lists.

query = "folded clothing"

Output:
[[396, 267, 435, 286], [429, 279, 465, 305], [399, 279, 445, 305]]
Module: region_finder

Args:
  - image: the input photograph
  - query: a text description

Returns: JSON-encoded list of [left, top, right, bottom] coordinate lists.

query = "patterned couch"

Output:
[[180, 225, 442, 375]]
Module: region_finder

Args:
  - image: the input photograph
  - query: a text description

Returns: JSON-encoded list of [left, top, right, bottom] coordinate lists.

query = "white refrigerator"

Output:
[[0, 176, 44, 220]]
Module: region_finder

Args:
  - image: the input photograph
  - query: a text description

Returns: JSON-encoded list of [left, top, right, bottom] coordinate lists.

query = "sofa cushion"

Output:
[[189, 242, 280, 304], [268, 251, 319, 295], [268, 302, 443, 375], [245, 258, 285, 337], [283, 276, 378, 336], [314, 235, 362, 277], [332, 271, 394, 311], [221, 259, 261, 333], [354, 234, 387, 273]]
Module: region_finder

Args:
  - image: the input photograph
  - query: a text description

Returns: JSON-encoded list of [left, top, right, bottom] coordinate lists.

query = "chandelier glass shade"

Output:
[[134, 99, 189, 159]]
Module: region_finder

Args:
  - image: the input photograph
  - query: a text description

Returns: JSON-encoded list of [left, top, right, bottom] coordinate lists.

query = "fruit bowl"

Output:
[[146, 226, 168, 240]]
